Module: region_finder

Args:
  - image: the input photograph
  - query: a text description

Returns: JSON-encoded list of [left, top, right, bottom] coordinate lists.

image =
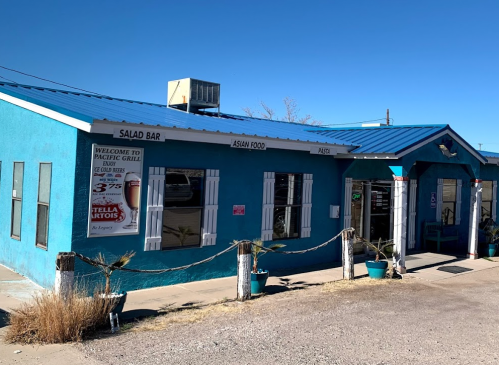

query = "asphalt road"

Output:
[[76, 267, 499, 365]]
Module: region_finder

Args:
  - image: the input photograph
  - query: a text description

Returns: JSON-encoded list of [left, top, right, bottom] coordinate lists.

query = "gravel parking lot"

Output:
[[78, 267, 499, 365]]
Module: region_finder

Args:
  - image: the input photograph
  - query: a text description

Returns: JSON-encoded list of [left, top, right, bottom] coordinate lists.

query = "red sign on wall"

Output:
[[233, 205, 245, 215]]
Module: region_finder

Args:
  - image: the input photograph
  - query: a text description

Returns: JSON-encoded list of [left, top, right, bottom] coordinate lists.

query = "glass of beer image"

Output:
[[123, 172, 141, 229]]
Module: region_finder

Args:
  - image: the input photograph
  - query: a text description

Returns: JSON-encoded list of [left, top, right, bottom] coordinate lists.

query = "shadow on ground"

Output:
[[0, 309, 9, 329]]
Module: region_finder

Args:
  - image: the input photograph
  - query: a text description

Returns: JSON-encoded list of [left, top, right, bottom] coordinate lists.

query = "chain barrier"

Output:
[[73, 241, 239, 275], [252, 228, 354, 255], [73, 228, 356, 275]]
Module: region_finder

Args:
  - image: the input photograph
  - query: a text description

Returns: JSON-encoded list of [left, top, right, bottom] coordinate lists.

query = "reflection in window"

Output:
[[481, 181, 493, 223], [442, 179, 456, 226], [36, 163, 52, 248], [273, 173, 302, 240], [162, 169, 204, 249], [11, 162, 24, 239]]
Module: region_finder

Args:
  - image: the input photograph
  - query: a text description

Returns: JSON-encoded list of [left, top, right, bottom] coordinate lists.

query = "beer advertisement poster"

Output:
[[88, 144, 143, 237]]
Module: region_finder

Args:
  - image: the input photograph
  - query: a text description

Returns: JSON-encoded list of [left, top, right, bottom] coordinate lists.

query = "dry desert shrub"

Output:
[[5, 288, 114, 344]]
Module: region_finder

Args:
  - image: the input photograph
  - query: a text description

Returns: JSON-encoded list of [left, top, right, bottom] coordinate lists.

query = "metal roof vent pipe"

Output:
[[167, 78, 220, 116], [362, 109, 392, 127]]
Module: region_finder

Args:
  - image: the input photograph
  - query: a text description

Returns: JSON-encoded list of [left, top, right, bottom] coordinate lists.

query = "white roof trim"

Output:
[[90, 120, 354, 154], [334, 153, 398, 160], [0, 91, 91, 132], [484, 157, 499, 165]]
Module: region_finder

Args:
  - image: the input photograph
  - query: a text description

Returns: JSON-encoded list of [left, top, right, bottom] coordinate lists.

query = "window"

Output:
[[36, 163, 52, 249], [273, 173, 303, 239], [161, 168, 205, 249], [481, 180, 493, 223], [11, 162, 24, 239], [441, 179, 456, 225]]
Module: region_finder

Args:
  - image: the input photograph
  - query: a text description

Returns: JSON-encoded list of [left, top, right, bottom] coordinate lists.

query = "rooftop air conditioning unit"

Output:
[[167, 78, 220, 115]]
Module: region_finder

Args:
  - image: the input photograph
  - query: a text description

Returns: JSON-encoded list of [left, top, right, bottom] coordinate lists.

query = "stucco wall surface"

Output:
[[0, 100, 77, 288], [71, 132, 344, 291]]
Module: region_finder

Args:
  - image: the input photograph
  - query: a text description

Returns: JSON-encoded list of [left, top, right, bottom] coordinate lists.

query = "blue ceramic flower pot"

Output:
[[488, 244, 497, 257], [365, 261, 388, 279], [251, 271, 269, 294]]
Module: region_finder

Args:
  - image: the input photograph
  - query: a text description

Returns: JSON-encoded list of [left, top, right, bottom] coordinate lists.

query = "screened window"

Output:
[[11, 162, 24, 239], [162, 169, 204, 249], [36, 163, 52, 249], [273, 173, 303, 239], [442, 179, 456, 226], [481, 180, 493, 223]]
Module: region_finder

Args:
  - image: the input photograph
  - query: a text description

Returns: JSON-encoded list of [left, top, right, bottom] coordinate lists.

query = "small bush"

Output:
[[5, 288, 115, 344]]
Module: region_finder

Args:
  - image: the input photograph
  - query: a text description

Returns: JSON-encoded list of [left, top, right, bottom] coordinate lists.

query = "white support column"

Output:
[[393, 177, 408, 273], [468, 179, 482, 259]]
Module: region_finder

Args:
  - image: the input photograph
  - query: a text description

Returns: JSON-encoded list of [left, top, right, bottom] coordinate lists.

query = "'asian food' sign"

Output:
[[87, 145, 143, 237]]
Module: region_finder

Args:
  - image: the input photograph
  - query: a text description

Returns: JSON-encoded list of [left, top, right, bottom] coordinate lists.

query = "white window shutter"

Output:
[[493, 181, 497, 222], [144, 167, 165, 251], [202, 169, 219, 246], [408, 179, 417, 249], [455, 179, 462, 225], [344, 178, 353, 228], [436, 178, 443, 222], [261, 172, 275, 241], [300, 174, 313, 238]]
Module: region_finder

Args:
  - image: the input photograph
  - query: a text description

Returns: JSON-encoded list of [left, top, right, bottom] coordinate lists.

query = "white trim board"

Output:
[[90, 120, 354, 154], [0, 91, 92, 132]]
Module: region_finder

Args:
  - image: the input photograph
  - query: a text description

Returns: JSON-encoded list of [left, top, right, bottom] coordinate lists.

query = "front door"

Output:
[[350, 180, 393, 254]]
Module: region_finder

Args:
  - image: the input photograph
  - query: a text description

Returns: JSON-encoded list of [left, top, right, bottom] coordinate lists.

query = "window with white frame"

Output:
[[36, 163, 52, 249], [11, 162, 24, 239], [273, 173, 303, 239], [144, 167, 219, 251], [162, 168, 205, 249], [442, 178, 456, 226], [481, 180, 493, 223]]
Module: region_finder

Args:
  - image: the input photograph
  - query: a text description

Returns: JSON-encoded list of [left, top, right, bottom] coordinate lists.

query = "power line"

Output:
[[0, 65, 107, 96], [0, 74, 17, 83]]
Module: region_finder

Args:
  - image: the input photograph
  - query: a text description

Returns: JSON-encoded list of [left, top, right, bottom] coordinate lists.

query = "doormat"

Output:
[[437, 266, 473, 274]]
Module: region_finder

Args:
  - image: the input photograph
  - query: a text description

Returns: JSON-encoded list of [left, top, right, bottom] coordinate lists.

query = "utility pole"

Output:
[[386, 109, 390, 126], [478, 143, 482, 151]]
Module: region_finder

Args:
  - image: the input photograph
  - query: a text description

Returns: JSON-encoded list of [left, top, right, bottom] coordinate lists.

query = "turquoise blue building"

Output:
[[1, 80, 498, 291]]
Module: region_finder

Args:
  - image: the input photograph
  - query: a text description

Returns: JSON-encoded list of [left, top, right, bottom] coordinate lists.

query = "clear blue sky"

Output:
[[1, 1, 498, 151]]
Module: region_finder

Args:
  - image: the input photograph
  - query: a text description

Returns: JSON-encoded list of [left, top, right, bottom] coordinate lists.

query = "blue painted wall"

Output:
[[402, 135, 481, 253], [71, 131, 345, 291], [0, 100, 77, 288]]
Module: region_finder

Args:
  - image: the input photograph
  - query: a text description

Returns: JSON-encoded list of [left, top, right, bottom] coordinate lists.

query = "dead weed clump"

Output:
[[322, 277, 413, 293], [5, 289, 114, 344]]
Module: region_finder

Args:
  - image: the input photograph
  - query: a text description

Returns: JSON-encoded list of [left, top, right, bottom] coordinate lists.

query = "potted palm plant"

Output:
[[485, 224, 499, 257], [91, 251, 135, 314], [360, 238, 394, 279], [250, 239, 285, 294]]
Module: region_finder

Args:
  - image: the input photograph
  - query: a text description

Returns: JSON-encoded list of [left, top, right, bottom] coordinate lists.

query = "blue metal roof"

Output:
[[309, 124, 449, 154], [0, 82, 354, 146], [480, 150, 499, 158]]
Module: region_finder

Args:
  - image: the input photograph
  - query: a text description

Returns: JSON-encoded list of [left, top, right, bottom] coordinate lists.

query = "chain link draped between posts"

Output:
[[72, 228, 356, 276]]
